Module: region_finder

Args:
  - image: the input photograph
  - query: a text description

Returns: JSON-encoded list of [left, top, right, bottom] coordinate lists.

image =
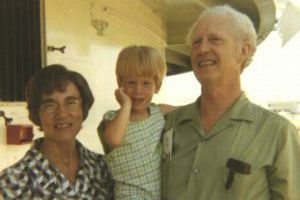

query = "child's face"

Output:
[[121, 76, 157, 114]]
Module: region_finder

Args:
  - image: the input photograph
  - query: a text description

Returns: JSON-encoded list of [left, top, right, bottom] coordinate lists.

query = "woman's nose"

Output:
[[55, 104, 69, 117]]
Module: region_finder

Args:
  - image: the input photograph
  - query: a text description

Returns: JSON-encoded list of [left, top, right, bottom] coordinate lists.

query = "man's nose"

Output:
[[196, 39, 210, 54]]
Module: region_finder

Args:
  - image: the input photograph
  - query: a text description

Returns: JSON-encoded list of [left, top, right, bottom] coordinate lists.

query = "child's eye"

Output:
[[127, 81, 135, 85]]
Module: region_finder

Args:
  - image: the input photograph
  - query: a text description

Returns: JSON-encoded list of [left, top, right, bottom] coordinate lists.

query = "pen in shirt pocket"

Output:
[[225, 158, 251, 189]]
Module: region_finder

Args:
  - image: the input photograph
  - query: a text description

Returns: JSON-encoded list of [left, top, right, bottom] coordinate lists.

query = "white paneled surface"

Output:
[[1, 0, 167, 171], [44, 0, 166, 154]]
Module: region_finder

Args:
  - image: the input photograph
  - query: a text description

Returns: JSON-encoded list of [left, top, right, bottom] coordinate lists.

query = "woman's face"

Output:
[[38, 82, 83, 144]]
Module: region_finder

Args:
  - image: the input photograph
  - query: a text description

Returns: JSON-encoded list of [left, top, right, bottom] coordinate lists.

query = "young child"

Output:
[[98, 45, 174, 200]]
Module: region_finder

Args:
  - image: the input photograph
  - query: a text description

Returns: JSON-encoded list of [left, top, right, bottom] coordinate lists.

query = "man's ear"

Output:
[[237, 41, 252, 71], [239, 41, 251, 61]]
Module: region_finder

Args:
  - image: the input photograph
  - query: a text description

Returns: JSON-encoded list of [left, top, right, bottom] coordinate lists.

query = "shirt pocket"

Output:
[[224, 163, 269, 199]]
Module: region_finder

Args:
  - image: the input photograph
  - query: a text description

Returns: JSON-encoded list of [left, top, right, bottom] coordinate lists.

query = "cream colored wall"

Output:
[[0, 103, 41, 171], [45, 0, 166, 153], [0, 0, 167, 171]]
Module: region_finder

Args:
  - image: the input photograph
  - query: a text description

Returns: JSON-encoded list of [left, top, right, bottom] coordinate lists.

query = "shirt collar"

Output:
[[29, 138, 89, 194], [227, 93, 254, 122], [176, 93, 255, 125]]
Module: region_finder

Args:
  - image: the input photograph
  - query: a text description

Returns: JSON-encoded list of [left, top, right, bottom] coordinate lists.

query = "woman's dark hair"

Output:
[[25, 64, 94, 128]]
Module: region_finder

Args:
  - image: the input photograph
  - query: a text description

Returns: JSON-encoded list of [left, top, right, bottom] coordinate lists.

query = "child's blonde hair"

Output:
[[116, 45, 167, 91]]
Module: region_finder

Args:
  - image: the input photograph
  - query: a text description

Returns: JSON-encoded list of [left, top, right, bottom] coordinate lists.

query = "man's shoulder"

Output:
[[248, 101, 297, 132], [164, 102, 196, 128], [166, 102, 195, 117], [251, 102, 291, 122]]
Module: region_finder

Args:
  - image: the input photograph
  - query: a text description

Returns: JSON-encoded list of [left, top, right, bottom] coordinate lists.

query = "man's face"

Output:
[[38, 82, 83, 144], [191, 15, 247, 85]]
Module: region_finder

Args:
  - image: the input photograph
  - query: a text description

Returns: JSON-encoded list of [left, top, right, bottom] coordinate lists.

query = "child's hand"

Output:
[[115, 88, 132, 108]]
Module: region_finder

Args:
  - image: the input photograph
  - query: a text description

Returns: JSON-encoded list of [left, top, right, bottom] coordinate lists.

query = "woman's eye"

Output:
[[40, 102, 57, 112], [66, 100, 77, 106], [65, 99, 81, 110], [44, 103, 56, 109]]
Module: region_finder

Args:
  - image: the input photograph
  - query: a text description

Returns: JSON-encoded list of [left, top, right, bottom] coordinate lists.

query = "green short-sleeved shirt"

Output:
[[98, 104, 165, 200], [162, 94, 300, 200]]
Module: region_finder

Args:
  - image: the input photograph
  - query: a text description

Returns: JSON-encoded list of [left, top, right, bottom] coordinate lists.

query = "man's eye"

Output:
[[192, 39, 202, 47], [210, 37, 221, 43]]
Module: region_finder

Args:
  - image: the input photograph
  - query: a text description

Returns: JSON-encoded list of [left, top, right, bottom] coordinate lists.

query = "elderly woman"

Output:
[[0, 64, 114, 199]]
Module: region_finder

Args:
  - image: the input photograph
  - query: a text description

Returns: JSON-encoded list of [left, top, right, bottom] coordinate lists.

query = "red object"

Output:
[[6, 124, 33, 144]]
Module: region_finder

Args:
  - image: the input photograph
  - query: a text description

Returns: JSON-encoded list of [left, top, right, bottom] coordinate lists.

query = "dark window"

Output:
[[0, 0, 42, 101]]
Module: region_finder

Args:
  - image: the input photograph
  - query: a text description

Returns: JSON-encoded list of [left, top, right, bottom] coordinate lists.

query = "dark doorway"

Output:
[[0, 0, 42, 101]]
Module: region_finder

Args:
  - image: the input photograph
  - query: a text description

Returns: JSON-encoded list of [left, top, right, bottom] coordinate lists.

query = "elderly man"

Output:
[[161, 5, 300, 200]]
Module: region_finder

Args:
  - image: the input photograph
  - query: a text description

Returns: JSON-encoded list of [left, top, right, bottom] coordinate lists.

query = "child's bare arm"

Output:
[[103, 88, 131, 151], [159, 104, 177, 115]]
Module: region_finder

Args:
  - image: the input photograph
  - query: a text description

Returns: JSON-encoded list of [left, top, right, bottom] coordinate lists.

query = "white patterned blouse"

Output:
[[0, 138, 114, 200]]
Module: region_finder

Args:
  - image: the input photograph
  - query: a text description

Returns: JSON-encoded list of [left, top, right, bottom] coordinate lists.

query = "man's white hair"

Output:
[[186, 5, 257, 69]]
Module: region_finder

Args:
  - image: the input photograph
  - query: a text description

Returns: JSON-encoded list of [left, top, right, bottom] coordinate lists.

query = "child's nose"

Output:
[[134, 84, 143, 93]]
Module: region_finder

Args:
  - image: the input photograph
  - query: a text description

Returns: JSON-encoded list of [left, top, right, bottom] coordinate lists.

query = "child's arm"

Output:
[[159, 104, 177, 115], [103, 88, 132, 151]]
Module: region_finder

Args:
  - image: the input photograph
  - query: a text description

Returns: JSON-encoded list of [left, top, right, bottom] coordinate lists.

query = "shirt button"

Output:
[[194, 168, 198, 173], [201, 139, 207, 144]]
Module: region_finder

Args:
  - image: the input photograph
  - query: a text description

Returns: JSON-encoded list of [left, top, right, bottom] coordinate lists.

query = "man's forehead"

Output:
[[193, 16, 235, 38], [197, 14, 231, 29]]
